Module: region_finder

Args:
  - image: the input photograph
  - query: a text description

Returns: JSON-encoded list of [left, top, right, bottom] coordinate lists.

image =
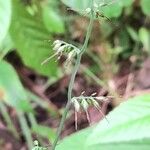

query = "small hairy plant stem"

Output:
[[51, 6, 94, 150]]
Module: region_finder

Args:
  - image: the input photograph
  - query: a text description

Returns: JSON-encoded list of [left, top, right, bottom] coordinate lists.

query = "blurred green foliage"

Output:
[[0, 0, 150, 76], [0, 0, 150, 149], [0, 0, 11, 46], [0, 60, 57, 149], [141, 0, 150, 15], [0, 61, 32, 111], [10, 0, 63, 77]]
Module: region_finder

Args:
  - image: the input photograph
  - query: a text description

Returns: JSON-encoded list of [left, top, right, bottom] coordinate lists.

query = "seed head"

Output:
[[72, 98, 80, 112], [85, 8, 91, 14], [33, 140, 39, 146], [41, 40, 80, 65], [81, 99, 89, 111], [53, 40, 61, 45]]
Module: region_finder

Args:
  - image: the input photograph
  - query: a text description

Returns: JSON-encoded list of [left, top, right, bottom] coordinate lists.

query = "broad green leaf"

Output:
[[42, 6, 65, 34], [56, 126, 94, 150], [32, 125, 56, 142], [0, 34, 14, 59], [61, 0, 133, 18], [0, 0, 11, 46], [10, 0, 59, 77], [100, 3, 122, 18], [139, 28, 150, 52], [56, 94, 150, 150], [119, 0, 133, 7], [61, 0, 92, 11], [100, 0, 133, 18], [61, 0, 118, 11], [0, 61, 32, 112], [141, 0, 150, 16]]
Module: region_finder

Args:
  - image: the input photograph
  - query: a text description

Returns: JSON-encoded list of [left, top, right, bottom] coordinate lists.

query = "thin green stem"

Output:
[[0, 102, 19, 138], [51, 5, 94, 150], [28, 113, 37, 127], [18, 111, 33, 149]]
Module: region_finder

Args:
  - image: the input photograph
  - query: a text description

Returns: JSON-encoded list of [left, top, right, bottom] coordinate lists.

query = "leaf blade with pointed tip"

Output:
[[0, 61, 32, 112], [0, 0, 11, 46], [10, 0, 59, 77]]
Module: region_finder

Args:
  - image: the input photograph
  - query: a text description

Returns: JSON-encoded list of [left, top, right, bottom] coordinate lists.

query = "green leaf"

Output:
[[32, 125, 56, 142], [42, 6, 65, 34], [119, 0, 133, 7], [127, 26, 139, 42], [61, 0, 91, 11], [0, 61, 32, 112], [56, 127, 93, 150], [61, 0, 133, 18], [100, 2, 122, 18], [139, 27, 150, 52], [56, 94, 150, 150], [100, 0, 133, 18], [0, 34, 14, 59], [10, 0, 59, 77], [0, 0, 11, 46], [141, 0, 150, 16]]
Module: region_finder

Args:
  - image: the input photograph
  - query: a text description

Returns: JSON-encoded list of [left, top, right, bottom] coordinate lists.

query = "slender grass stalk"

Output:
[[0, 102, 19, 138], [18, 111, 33, 149], [28, 113, 47, 147], [28, 113, 37, 127], [51, 2, 95, 150], [26, 89, 59, 117]]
